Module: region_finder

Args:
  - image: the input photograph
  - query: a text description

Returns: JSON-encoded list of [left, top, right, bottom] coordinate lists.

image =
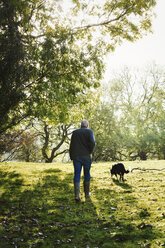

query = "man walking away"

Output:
[[69, 120, 95, 202]]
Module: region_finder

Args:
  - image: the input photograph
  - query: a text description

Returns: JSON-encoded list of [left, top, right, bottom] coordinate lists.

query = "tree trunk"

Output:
[[138, 151, 147, 160]]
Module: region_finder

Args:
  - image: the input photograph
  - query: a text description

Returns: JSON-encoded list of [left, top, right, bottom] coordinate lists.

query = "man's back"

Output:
[[69, 126, 95, 160]]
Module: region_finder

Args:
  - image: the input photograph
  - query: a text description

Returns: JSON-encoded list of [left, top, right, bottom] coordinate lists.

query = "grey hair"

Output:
[[81, 120, 89, 128]]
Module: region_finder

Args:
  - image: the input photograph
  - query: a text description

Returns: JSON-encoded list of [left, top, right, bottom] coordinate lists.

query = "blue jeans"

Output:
[[73, 155, 92, 183]]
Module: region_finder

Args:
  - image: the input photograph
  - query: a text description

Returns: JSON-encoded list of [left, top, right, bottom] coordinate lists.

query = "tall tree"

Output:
[[89, 65, 165, 161], [26, 90, 100, 163], [0, 0, 47, 133], [0, 0, 156, 134]]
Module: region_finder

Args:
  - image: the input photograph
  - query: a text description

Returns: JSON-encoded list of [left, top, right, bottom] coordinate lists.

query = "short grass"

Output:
[[0, 160, 165, 248]]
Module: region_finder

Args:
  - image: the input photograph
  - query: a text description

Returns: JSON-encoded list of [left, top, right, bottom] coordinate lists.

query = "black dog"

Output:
[[110, 163, 129, 181]]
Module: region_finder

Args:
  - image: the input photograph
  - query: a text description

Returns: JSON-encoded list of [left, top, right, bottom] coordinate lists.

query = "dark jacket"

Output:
[[69, 126, 95, 160]]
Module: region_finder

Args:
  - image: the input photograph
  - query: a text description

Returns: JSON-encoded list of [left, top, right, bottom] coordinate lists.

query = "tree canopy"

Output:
[[89, 65, 165, 161], [0, 0, 156, 134]]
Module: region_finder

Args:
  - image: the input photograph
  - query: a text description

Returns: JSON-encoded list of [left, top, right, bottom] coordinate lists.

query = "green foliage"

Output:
[[70, 0, 156, 49], [89, 103, 122, 161], [0, 0, 47, 133], [30, 32, 103, 123], [0, 130, 41, 162], [0, 160, 164, 247], [0, 0, 156, 134], [89, 65, 165, 161]]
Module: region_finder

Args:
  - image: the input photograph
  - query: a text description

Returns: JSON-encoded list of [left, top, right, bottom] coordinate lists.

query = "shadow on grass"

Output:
[[92, 177, 163, 248], [0, 170, 24, 211], [0, 167, 98, 248], [0, 167, 164, 248], [43, 168, 61, 174], [112, 178, 133, 190]]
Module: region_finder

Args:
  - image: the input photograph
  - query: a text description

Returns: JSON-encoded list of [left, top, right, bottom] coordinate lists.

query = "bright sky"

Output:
[[105, 0, 165, 74]]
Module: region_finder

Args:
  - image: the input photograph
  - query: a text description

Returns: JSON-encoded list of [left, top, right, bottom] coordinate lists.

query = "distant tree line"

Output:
[[1, 65, 165, 162], [89, 66, 165, 161]]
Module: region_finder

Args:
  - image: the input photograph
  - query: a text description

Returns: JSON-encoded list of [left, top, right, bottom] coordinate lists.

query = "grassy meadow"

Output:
[[0, 160, 165, 248]]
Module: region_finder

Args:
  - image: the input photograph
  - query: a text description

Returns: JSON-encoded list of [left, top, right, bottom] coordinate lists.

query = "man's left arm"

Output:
[[88, 130, 95, 153]]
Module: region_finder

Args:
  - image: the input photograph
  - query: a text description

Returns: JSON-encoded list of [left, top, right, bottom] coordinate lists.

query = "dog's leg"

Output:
[[119, 173, 122, 181], [122, 174, 125, 182]]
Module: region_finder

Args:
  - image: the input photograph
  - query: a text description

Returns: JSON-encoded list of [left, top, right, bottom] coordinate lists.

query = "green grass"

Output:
[[0, 160, 165, 248]]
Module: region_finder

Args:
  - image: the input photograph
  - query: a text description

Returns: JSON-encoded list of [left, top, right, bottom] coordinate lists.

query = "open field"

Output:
[[0, 160, 165, 248]]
